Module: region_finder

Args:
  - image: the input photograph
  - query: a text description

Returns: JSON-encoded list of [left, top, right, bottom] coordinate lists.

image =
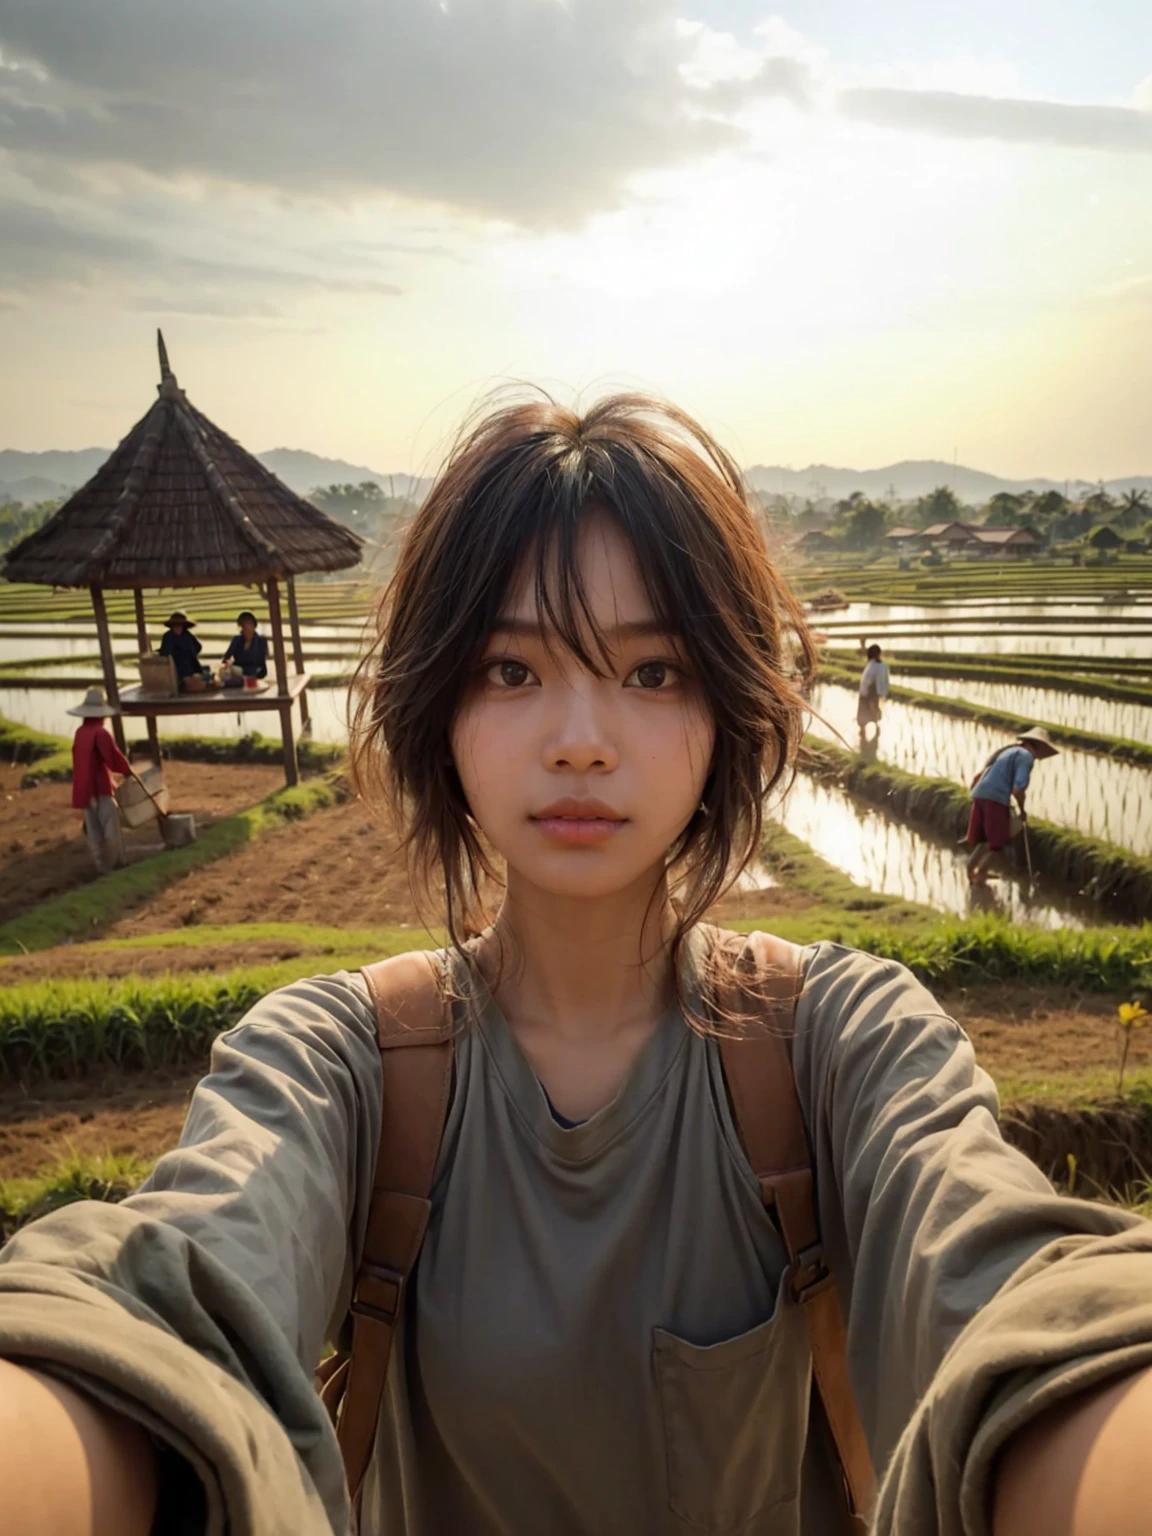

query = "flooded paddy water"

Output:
[[811, 682, 1152, 856], [773, 775, 1089, 930], [892, 673, 1152, 748], [817, 599, 1152, 659]]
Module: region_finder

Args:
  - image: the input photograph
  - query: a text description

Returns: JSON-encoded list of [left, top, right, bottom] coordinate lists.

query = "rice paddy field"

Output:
[[2, 553, 1152, 1230]]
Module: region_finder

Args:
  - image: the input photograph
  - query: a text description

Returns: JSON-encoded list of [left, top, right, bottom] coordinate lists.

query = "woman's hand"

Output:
[[0, 1357, 159, 1535], [993, 1365, 1152, 1536]]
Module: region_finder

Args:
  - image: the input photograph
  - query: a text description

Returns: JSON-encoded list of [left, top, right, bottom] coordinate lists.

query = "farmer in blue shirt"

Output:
[[966, 726, 1058, 883], [222, 611, 269, 679]]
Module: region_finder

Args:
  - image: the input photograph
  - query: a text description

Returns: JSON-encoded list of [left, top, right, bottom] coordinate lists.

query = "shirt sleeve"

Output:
[[1011, 750, 1034, 792], [877, 663, 890, 697], [791, 943, 1152, 1536], [222, 637, 239, 661], [94, 728, 133, 778], [159, 633, 173, 657], [0, 971, 384, 1536]]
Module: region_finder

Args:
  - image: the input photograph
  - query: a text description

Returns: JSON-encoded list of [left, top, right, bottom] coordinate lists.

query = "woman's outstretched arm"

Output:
[[0, 1357, 159, 1536], [994, 1363, 1152, 1536]]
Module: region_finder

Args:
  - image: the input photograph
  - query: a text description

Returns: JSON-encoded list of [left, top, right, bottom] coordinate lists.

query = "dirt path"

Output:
[[0, 760, 284, 926], [2, 982, 1145, 1183]]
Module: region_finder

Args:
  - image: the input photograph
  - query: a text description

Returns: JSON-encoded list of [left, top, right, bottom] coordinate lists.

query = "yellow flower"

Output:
[[1118, 1002, 1150, 1029]]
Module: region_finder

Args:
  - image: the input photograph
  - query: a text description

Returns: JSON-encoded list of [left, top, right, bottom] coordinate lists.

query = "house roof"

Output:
[[972, 527, 1039, 545], [885, 526, 923, 539], [921, 521, 976, 539], [2, 333, 363, 589]]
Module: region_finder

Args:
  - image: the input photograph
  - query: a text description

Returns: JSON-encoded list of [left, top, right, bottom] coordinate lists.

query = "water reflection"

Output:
[[774, 775, 1088, 929], [893, 673, 1152, 747], [810, 683, 1152, 856]]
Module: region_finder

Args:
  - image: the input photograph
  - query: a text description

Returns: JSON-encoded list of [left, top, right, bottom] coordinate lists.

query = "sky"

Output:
[[1, 1, 1151, 480]]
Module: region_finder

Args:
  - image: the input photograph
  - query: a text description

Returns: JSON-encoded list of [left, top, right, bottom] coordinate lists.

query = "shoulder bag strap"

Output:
[[331, 950, 455, 1506], [715, 930, 875, 1531]]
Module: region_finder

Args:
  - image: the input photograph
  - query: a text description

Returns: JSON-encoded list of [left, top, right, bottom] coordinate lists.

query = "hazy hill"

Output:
[[744, 459, 1152, 502], [4, 446, 1150, 509]]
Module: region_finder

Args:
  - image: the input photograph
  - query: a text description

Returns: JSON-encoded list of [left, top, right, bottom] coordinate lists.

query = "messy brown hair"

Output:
[[350, 390, 815, 972]]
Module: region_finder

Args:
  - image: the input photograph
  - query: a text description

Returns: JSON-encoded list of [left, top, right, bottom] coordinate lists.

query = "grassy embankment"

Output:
[[817, 663, 1152, 766], [0, 777, 343, 955], [790, 554, 1152, 603]]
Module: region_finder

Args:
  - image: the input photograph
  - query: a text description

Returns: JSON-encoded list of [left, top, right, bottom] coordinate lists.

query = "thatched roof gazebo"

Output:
[[2, 333, 363, 784]]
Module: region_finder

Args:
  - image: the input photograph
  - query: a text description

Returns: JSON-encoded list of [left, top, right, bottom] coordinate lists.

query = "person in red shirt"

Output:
[[69, 688, 132, 874]]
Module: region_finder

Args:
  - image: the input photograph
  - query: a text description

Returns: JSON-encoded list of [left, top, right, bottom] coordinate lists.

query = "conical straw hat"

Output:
[[68, 686, 121, 718]]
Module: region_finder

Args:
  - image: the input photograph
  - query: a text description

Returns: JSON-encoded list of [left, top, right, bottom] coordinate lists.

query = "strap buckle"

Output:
[[350, 1262, 405, 1327], [790, 1242, 832, 1304]]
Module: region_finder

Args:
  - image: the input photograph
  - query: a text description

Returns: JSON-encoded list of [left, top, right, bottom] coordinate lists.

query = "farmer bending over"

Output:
[[967, 725, 1058, 884], [68, 686, 131, 875]]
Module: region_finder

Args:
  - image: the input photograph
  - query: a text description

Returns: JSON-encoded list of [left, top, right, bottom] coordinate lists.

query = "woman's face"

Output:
[[450, 513, 715, 903], [240, 619, 256, 640]]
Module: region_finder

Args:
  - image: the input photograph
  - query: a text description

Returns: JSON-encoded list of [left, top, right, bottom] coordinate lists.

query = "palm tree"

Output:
[[1120, 488, 1150, 529]]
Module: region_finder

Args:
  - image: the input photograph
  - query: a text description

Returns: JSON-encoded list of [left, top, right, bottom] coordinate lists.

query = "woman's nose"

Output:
[[544, 683, 619, 774]]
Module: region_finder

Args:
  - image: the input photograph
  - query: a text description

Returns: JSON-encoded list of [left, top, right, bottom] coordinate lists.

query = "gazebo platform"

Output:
[[118, 673, 312, 784]]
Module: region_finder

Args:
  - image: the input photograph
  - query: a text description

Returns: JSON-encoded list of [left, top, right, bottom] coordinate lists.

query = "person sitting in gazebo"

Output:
[[222, 610, 269, 679], [69, 686, 132, 875], [158, 611, 202, 683]]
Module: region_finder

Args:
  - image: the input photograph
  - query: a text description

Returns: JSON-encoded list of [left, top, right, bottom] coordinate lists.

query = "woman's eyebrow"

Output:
[[489, 618, 674, 641]]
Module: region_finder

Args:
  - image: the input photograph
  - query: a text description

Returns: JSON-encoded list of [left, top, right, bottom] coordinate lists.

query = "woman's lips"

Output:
[[530, 800, 627, 847]]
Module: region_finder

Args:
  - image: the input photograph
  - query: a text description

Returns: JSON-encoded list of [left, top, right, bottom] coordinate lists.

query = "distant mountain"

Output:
[[744, 459, 1152, 503], [0, 445, 433, 506], [4, 445, 1150, 510]]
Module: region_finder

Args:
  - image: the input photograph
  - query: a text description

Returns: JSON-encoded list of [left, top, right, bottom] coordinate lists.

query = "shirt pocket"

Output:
[[653, 1276, 811, 1535]]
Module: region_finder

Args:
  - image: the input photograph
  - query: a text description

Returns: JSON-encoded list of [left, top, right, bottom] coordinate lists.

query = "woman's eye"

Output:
[[625, 661, 679, 690], [486, 658, 536, 688]]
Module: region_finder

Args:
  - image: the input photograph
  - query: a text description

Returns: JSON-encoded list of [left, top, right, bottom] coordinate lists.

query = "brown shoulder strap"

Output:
[[330, 950, 455, 1506], [716, 931, 875, 1532]]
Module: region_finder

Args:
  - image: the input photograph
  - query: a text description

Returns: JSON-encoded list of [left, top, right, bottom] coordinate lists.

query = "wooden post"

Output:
[[285, 575, 311, 736], [266, 578, 298, 786], [132, 588, 161, 766], [90, 584, 127, 754]]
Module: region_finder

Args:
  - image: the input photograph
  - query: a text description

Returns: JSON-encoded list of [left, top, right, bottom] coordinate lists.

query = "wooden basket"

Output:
[[115, 767, 170, 829], [138, 652, 177, 697]]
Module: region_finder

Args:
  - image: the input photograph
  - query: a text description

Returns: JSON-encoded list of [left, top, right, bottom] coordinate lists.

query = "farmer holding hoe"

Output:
[[68, 685, 132, 875], [966, 726, 1059, 884], [3, 396, 1152, 1536]]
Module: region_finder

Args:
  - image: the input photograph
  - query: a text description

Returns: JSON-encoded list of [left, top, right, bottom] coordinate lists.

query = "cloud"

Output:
[[0, 198, 403, 313], [0, 1, 810, 230], [841, 87, 1152, 154]]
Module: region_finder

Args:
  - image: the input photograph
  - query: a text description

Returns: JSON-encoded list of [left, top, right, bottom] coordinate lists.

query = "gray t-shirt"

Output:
[[2, 937, 1152, 1536]]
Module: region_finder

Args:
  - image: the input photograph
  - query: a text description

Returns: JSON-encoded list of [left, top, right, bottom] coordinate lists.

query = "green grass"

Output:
[[0, 1151, 155, 1241], [0, 921, 409, 968], [16, 725, 347, 787], [0, 777, 343, 956], [0, 938, 422, 1081], [0, 714, 67, 765]]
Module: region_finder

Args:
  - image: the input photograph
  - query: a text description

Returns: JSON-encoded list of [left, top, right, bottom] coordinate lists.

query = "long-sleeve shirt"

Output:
[[222, 632, 269, 678], [2, 937, 1152, 1535], [70, 719, 132, 809], [858, 658, 890, 699], [159, 629, 203, 680]]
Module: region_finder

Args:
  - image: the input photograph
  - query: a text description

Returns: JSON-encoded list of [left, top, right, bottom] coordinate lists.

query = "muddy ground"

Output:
[[0, 760, 284, 926], [1, 984, 1143, 1183]]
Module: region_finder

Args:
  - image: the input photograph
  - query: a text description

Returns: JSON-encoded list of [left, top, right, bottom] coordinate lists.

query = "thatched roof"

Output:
[[2, 333, 363, 588]]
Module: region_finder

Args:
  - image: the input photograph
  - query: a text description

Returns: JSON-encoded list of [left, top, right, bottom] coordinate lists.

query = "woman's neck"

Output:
[[486, 867, 676, 1044]]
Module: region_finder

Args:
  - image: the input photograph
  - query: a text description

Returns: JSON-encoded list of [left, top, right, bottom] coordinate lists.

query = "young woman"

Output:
[[2, 395, 1152, 1536]]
